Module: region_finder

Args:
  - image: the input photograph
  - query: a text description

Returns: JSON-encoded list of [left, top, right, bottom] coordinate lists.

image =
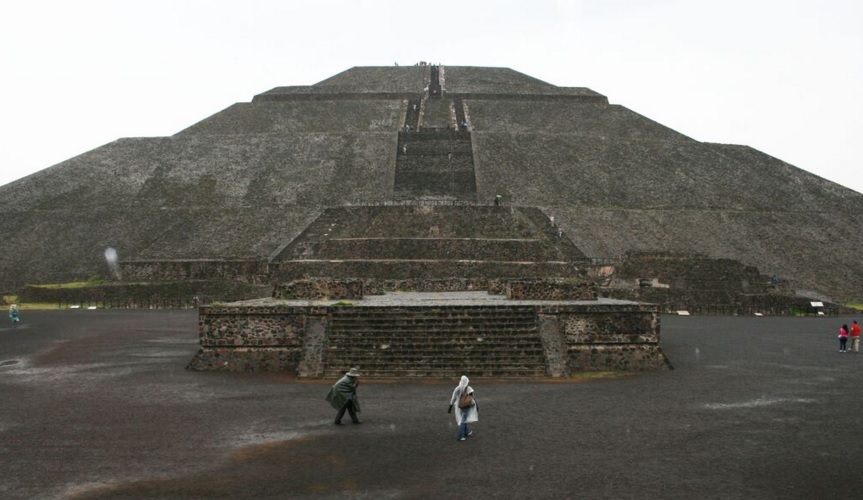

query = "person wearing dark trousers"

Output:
[[326, 367, 362, 424], [838, 325, 849, 353]]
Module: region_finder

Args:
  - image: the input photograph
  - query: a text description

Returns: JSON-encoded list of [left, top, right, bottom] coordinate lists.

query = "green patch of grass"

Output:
[[4, 294, 87, 310], [845, 303, 863, 311], [2, 295, 63, 310], [17, 302, 65, 310], [28, 280, 104, 289]]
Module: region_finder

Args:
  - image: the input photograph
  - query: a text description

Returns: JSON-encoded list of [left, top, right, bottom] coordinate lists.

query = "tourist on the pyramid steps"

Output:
[[9, 304, 20, 326], [838, 324, 849, 352], [494, 194, 501, 206], [449, 375, 478, 441], [326, 367, 362, 424], [850, 321, 861, 353], [402, 144, 407, 155]]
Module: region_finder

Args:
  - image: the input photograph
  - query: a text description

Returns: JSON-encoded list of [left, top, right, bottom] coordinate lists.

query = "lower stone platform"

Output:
[[187, 292, 672, 377]]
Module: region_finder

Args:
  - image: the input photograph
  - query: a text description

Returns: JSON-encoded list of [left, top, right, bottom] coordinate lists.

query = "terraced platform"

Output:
[[188, 292, 669, 377]]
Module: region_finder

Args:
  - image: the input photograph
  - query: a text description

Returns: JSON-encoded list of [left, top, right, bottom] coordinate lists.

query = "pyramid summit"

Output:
[[2, 65, 861, 305]]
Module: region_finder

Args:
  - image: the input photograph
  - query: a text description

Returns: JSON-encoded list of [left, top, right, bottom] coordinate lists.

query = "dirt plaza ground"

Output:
[[1, 310, 862, 499]]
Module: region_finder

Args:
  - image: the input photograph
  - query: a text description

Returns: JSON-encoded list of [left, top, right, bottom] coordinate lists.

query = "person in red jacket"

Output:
[[850, 320, 861, 353]]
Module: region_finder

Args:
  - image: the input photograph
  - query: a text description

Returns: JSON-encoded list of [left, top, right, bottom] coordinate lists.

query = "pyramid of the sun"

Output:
[[0, 65, 861, 302]]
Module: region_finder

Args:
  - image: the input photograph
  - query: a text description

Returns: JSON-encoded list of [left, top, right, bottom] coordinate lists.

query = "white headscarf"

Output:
[[458, 375, 469, 393]]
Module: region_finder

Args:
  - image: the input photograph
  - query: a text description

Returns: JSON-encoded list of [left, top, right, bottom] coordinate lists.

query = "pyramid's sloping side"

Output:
[[176, 100, 405, 136], [472, 130, 863, 299], [0, 127, 399, 285], [258, 66, 430, 97], [443, 67, 601, 97], [1, 65, 861, 301]]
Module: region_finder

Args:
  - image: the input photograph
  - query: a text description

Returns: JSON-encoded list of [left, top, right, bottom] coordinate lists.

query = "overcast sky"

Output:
[[1, 0, 861, 193]]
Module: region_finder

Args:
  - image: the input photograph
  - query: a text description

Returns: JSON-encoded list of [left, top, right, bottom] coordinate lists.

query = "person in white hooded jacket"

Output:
[[449, 375, 478, 441]]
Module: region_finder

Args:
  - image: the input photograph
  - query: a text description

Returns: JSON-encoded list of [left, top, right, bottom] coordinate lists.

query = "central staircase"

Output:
[[322, 305, 547, 378]]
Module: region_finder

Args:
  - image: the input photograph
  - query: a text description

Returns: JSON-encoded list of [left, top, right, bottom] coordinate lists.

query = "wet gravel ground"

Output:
[[1, 310, 862, 499]]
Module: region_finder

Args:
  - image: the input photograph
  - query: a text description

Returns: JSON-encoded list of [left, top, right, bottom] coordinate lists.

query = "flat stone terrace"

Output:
[[237, 290, 634, 308], [190, 292, 665, 377]]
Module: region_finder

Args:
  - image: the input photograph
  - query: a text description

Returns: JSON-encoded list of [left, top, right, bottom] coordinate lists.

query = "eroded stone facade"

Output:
[[188, 298, 670, 375]]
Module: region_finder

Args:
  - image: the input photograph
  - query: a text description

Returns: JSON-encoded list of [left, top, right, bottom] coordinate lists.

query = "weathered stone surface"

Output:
[[2, 65, 860, 304], [273, 278, 363, 300], [568, 345, 671, 371], [507, 279, 597, 301], [190, 293, 667, 376]]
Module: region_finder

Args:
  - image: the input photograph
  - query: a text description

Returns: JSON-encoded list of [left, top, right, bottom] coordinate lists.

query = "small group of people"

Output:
[[837, 320, 861, 352], [326, 369, 478, 441]]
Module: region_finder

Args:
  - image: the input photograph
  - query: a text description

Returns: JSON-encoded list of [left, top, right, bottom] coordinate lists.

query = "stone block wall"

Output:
[[313, 238, 562, 261], [273, 279, 364, 300], [18, 280, 270, 308], [120, 260, 269, 283], [615, 252, 769, 290], [272, 277, 506, 298], [361, 278, 507, 295], [188, 299, 669, 375], [507, 279, 597, 300], [270, 277, 599, 300], [539, 303, 668, 372], [188, 304, 329, 372], [272, 260, 576, 281]]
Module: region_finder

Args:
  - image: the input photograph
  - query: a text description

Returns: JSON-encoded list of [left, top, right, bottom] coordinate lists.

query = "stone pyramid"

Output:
[[1, 65, 861, 303]]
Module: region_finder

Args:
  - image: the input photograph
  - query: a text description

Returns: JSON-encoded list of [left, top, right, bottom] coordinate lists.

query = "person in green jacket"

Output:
[[9, 304, 20, 326], [326, 367, 362, 425]]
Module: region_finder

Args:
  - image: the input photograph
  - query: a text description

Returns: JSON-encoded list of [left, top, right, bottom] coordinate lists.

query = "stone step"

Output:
[[326, 332, 543, 340], [327, 343, 544, 358], [397, 132, 470, 143], [329, 335, 540, 349], [323, 347, 547, 357], [330, 313, 537, 320], [323, 360, 547, 371], [311, 238, 558, 261], [329, 321, 538, 328], [328, 321, 538, 329], [271, 259, 579, 280], [322, 359, 547, 369], [321, 366, 548, 378], [330, 316, 536, 326], [329, 336, 540, 343], [331, 304, 537, 312], [331, 312, 536, 317], [397, 141, 472, 152]]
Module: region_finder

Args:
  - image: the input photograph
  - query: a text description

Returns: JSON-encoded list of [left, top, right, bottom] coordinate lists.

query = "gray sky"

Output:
[[2, 0, 861, 193]]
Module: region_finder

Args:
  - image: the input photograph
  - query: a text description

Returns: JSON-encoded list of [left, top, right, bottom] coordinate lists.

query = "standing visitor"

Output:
[[838, 324, 849, 353], [850, 321, 861, 353], [8, 304, 20, 326], [449, 375, 478, 441], [326, 367, 362, 425]]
